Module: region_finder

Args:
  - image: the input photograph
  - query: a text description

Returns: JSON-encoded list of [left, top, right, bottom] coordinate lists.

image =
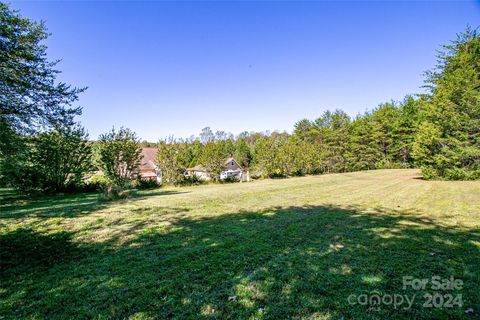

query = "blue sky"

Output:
[[11, 1, 480, 141]]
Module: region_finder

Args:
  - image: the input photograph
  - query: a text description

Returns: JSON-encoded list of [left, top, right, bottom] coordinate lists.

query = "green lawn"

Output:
[[1, 169, 479, 319]]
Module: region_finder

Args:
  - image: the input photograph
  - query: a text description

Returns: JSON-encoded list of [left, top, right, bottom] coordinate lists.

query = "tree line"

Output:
[[158, 28, 480, 183], [155, 99, 420, 183], [1, 4, 479, 195]]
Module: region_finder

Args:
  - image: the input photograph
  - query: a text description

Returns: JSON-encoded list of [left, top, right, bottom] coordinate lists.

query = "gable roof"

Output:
[[225, 157, 242, 171], [140, 148, 158, 170], [186, 158, 242, 173]]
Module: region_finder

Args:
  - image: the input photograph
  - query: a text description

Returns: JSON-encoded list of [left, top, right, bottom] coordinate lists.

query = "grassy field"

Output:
[[1, 169, 479, 319]]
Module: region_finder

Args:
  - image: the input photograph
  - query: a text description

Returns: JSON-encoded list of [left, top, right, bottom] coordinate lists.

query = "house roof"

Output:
[[140, 171, 157, 178], [186, 158, 242, 173], [140, 148, 158, 170], [225, 157, 242, 170]]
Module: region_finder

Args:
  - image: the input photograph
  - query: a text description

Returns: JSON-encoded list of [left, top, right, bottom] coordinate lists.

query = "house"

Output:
[[185, 165, 209, 180], [220, 157, 243, 181], [185, 157, 243, 181], [139, 147, 162, 183]]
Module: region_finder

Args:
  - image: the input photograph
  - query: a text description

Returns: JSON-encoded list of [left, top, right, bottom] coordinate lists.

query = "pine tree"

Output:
[[413, 28, 480, 179]]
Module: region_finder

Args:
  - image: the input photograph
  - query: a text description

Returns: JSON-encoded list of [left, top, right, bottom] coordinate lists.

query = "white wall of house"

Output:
[[220, 170, 242, 180]]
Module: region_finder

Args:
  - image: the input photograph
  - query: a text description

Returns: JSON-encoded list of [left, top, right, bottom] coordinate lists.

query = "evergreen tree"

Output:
[[413, 28, 480, 179], [0, 4, 85, 156], [391, 96, 421, 165], [347, 115, 382, 170], [314, 110, 351, 173]]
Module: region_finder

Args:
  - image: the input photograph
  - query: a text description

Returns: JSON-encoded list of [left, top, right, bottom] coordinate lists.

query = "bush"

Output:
[[443, 167, 470, 181], [4, 125, 93, 194], [135, 178, 160, 190], [420, 166, 438, 180], [99, 185, 138, 201], [421, 166, 480, 181], [375, 159, 410, 170], [175, 174, 206, 186], [268, 169, 288, 179], [220, 176, 238, 183], [90, 172, 109, 186]]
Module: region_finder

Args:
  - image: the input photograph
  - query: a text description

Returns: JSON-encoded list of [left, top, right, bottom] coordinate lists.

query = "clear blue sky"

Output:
[[10, 1, 480, 141]]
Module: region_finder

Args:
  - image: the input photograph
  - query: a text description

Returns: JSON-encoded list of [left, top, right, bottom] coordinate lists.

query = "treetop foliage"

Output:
[[0, 4, 85, 141]]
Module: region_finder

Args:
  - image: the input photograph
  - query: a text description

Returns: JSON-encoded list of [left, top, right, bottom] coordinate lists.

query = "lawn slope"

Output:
[[1, 169, 479, 319]]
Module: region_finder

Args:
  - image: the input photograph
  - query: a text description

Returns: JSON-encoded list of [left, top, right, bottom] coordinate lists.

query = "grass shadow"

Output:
[[135, 189, 191, 199], [0, 191, 107, 219], [0, 205, 478, 319], [0, 228, 93, 276], [0, 189, 189, 220]]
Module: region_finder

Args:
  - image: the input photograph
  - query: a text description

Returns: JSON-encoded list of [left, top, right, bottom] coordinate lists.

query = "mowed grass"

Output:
[[0, 169, 479, 319]]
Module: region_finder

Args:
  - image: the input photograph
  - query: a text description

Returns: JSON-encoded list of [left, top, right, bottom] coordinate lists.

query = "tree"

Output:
[[157, 138, 194, 184], [413, 28, 480, 180], [0, 4, 85, 157], [234, 138, 253, 181], [199, 127, 214, 143], [347, 115, 382, 170], [314, 110, 351, 173], [253, 134, 289, 178], [3, 124, 93, 192], [391, 96, 421, 165], [370, 103, 400, 162], [199, 141, 229, 180], [214, 130, 228, 141], [97, 127, 142, 185]]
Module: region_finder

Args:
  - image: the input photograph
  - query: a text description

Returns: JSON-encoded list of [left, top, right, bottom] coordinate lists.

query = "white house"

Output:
[[220, 157, 243, 181], [185, 165, 210, 180]]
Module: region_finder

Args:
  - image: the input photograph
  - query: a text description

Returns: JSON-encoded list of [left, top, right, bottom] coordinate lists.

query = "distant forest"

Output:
[[155, 27, 480, 182]]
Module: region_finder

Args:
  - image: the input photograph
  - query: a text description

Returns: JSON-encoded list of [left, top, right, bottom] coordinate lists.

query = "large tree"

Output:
[[234, 138, 253, 181], [156, 138, 195, 184], [0, 4, 85, 157], [391, 96, 421, 165], [199, 141, 229, 181], [413, 28, 480, 180], [314, 110, 351, 173], [97, 127, 142, 185]]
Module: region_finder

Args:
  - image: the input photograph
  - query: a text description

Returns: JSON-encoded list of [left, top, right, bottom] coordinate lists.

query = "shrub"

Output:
[[175, 174, 206, 186], [375, 159, 410, 170], [99, 185, 138, 201], [4, 125, 93, 193], [220, 176, 238, 183], [90, 172, 109, 186], [443, 168, 470, 181], [135, 178, 160, 190]]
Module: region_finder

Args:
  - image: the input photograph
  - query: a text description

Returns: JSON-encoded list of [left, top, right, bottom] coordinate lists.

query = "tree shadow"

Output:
[[0, 191, 108, 219], [0, 189, 189, 219], [135, 189, 190, 200], [0, 228, 93, 276], [0, 205, 478, 319]]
